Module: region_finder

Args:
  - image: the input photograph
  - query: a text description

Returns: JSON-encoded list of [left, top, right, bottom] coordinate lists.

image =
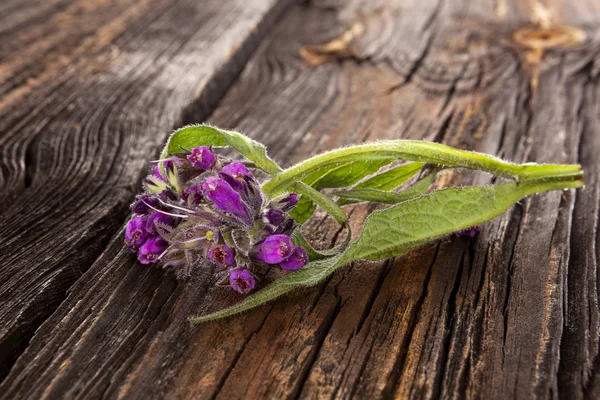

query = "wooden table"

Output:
[[1, 0, 599, 398]]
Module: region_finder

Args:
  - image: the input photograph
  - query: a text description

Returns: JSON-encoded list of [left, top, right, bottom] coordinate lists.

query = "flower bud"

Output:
[[152, 165, 166, 181], [280, 246, 308, 271], [202, 177, 249, 220], [229, 268, 255, 294], [252, 234, 293, 264], [274, 192, 299, 212], [159, 189, 178, 201], [273, 217, 295, 235], [187, 146, 216, 170], [138, 237, 168, 264], [264, 208, 285, 225], [219, 162, 252, 193]]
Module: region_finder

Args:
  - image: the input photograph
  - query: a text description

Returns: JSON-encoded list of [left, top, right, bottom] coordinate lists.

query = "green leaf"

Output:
[[262, 140, 583, 196], [336, 188, 426, 204], [296, 159, 396, 221], [340, 174, 584, 264], [162, 125, 229, 154], [303, 159, 395, 189], [189, 252, 345, 323], [288, 194, 316, 224], [291, 182, 347, 224], [161, 124, 280, 175], [334, 169, 438, 204], [354, 162, 424, 191], [218, 129, 281, 175]]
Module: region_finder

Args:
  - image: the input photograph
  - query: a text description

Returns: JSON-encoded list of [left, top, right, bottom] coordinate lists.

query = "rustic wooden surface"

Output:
[[0, 0, 599, 398]]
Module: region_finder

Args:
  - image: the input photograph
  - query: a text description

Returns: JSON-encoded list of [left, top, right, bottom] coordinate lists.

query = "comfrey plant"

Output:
[[125, 125, 584, 323], [126, 150, 306, 291]]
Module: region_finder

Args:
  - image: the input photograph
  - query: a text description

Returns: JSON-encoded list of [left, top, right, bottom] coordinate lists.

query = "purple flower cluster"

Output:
[[125, 146, 307, 294]]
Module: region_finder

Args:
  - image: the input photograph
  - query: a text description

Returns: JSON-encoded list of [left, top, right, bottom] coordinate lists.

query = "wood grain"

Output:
[[1, 0, 600, 398], [0, 0, 292, 380]]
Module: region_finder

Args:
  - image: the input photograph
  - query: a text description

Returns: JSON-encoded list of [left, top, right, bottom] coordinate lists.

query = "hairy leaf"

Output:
[[162, 124, 280, 174], [191, 174, 582, 323], [288, 194, 317, 224], [334, 169, 438, 204], [262, 140, 583, 196], [340, 175, 583, 263], [291, 182, 347, 224], [303, 159, 395, 189], [354, 162, 424, 191]]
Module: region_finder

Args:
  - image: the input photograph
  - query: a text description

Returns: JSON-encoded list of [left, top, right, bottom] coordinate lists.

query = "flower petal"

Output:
[[280, 246, 308, 271], [252, 234, 293, 264]]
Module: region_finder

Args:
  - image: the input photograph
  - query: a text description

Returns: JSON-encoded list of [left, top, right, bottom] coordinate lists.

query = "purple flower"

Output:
[[220, 162, 253, 181], [229, 268, 255, 294], [264, 208, 285, 225], [219, 162, 252, 194], [457, 226, 481, 238], [252, 234, 293, 264], [138, 237, 168, 264], [276, 193, 299, 211], [280, 246, 308, 271], [146, 212, 173, 234], [208, 244, 235, 267], [125, 217, 148, 250], [152, 165, 166, 181], [187, 146, 216, 170], [131, 195, 159, 215], [202, 177, 249, 220], [182, 185, 203, 206]]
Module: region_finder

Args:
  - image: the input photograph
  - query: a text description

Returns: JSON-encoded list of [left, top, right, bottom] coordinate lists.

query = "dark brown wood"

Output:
[[0, 0, 291, 381], [1, 0, 599, 399]]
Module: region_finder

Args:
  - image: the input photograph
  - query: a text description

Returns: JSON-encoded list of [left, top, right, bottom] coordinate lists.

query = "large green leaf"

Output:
[[262, 141, 583, 196], [341, 175, 583, 263]]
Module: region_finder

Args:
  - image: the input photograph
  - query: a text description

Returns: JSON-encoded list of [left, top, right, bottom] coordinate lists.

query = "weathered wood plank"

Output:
[[2, 0, 600, 399], [0, 0, 292, 380]]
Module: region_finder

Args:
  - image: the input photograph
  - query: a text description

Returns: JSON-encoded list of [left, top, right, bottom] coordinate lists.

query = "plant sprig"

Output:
[[141, 124, 583, 323]]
